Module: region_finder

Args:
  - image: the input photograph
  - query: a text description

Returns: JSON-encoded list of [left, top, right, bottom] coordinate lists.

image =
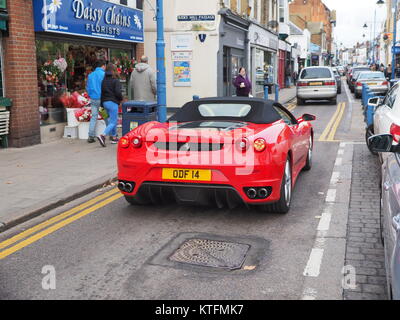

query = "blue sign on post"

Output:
[[392, 46, 400, 55], [32, 0, 144, 43]]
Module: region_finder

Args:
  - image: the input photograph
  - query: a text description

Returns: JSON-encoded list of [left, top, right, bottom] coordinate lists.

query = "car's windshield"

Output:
[[358, 72, 385, 80], [198, 104, 252, 117], [353, 68, 370, 78], [300, 68, 332, 79]]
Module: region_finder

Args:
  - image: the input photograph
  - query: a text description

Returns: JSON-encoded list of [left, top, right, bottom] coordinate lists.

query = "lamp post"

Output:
[[392, 0, 398, 80], [156, 0, 167, 122]]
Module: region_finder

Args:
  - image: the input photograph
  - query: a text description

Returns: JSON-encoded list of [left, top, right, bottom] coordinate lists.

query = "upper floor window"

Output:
[[279, 0, 286, 23], [223, 0, 231, 8]]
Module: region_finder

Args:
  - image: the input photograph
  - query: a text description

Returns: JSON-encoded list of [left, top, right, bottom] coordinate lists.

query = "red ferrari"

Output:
[[117, 97, 315, 213]]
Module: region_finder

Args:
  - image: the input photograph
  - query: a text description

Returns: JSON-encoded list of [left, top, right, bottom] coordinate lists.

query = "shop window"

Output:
[[120, 0, 128, 5], [36, 40, 134, 126]]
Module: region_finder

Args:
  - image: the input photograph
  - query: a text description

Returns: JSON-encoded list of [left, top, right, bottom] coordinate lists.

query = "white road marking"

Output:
[[330, 172, 340, 185], [338, 149, 344, 155], [335, 158, 343, 166], [344, 78, 354, 104], [303, 248, 324, 277], [326, 189, 337, 202], [317, 212, 332, 231]]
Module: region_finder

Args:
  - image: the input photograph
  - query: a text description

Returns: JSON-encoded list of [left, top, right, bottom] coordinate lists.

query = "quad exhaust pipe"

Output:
[[245, 187, 271, 200], [247, 188, 257, 199], [118, 181, 135, 193]]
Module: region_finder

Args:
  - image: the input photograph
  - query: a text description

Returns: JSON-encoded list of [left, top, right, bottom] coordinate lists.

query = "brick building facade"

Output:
[[289, 0, 335, 56], [1, 0, 145, 148]]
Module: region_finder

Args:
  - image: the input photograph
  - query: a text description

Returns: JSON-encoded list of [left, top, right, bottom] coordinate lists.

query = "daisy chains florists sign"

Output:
[[33, 0, 144, 43]]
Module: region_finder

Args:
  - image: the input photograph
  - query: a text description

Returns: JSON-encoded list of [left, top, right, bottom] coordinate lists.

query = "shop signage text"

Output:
[[33, 0, 144, 43], [177, 15, 215, 22]]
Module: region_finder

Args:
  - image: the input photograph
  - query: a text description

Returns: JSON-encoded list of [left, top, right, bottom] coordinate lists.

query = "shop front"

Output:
[[248, 23, 278, 98], [32, 0, 144, 141], [218, 8, 249, 97]]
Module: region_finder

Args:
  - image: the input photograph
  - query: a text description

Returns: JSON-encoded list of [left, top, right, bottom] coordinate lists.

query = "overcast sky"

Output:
[[322, 0, 388, 48]]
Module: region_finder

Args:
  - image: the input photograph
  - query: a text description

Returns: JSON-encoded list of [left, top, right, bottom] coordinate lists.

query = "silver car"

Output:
[[368, 134, 400, 300], [354, 71, 389, 99], [296, 66, 337, 105]]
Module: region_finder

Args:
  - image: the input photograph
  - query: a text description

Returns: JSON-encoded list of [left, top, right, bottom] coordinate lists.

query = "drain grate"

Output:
[[169, 238, 250, 270]]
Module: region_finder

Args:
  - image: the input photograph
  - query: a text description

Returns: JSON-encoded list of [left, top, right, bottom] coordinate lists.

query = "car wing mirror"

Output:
[[368, 97, 383, 107], [367, 134, 394, 153], [301, 114, 316, 122]]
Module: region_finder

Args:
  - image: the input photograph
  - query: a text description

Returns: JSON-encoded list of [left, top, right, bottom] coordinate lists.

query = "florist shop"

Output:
[[32, 0, 144, 142]]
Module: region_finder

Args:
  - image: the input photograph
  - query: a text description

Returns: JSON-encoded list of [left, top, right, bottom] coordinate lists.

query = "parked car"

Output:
[[367, 134, 400, 300], [349, 66, 371, 92], [346, 67, 353, 85], [332, 68, 342, 94], [296, 66, 337, 105], [354, 71, 389, 99], [117, 97, 316, 213], [366, 83, 399, 157]]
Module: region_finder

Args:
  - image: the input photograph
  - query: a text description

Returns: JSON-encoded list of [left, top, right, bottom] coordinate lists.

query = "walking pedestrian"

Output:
[[97, 63, 123, 147], [386, 64, 392, 80], [233, 67, 252, 97], [86, 59, 106, 143], [129, 55, 157, 101]]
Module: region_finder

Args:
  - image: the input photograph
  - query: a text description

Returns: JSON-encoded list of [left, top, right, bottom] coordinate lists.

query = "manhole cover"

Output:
[[169, 238, 250, 270]]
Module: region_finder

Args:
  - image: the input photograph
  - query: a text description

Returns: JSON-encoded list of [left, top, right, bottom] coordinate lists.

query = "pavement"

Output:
[[0, 138, 117, 232]]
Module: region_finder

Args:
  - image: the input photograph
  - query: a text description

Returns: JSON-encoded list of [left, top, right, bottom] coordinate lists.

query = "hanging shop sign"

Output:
[[32, 0, 144, 43]]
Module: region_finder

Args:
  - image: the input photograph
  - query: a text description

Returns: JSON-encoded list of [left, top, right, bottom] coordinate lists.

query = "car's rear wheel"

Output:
[[259, 158, 292, 214], [331, 97, 337, 105], [297, 98, 304, 105], [303, 136, 313, 171], [366, 125, 378, 156], [355, 92, 361, 99]]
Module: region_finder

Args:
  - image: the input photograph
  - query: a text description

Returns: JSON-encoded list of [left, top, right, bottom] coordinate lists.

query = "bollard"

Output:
[[193, 95, 200, 100], [264, 86, 269, 100], [275, 84, 280, 102], [362, 84, 367, 107]]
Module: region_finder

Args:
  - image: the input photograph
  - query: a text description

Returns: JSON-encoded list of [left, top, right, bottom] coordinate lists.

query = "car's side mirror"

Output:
[[367, 134, 394, 153], [302, 114, 316, 122], [368, 97, 383, 107]]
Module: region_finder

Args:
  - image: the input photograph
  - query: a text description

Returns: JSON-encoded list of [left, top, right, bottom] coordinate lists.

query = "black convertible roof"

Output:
[[168, 97, 283, 124]]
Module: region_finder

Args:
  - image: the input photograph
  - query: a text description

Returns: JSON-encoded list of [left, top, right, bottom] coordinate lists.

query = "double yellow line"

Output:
[[0, 188, 122, 260], [318, 102, 346, 142], [286, 102, 297, 112]]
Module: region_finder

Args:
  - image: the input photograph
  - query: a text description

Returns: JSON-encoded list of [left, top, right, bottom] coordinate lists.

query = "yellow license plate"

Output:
[[309, 82, 323, 86], [367, 83, 377, 85], [162, 168, 212, 181]]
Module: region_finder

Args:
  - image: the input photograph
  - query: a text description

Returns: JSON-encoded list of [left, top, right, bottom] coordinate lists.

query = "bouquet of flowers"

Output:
[[54, 57, 68, 73], [60, 91, 91, 109], [74, 107, 105, 122], [112, 54, 136, 79], [41, 61, 61, 84]]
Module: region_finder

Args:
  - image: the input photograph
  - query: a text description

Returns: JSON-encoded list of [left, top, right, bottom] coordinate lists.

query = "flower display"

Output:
[[54, 57, 68, 73], [60, 91, 91, 109], [112, 54, 136, 79], [41, 61, 61, 84], [74, 107, 104, 122]]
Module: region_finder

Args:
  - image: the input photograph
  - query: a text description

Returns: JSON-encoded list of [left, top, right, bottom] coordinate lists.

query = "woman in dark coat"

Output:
[[233, 67, 252, 97], [97, 63, 123, 147]]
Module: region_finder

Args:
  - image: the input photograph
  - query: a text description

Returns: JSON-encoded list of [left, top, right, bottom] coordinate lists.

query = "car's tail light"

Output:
[[382, 81, 389, 86], [236, 138, 249, 152], [390, 124, 400, 143], [356, 82, 362, 87], [297, 81, 308, 87], [132, 136, 142, 148], [119, 137, 130, 148], [254, 138, 267, 152], [324, 81, 336, 86]]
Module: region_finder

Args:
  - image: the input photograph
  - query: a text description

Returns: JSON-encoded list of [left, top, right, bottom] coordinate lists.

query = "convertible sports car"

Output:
[[117, 97, 316, 213]]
